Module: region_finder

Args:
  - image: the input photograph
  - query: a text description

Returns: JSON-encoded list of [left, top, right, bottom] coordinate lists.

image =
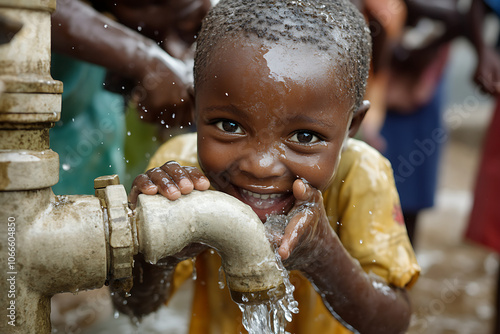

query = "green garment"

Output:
[[50, 53, 125, 195]]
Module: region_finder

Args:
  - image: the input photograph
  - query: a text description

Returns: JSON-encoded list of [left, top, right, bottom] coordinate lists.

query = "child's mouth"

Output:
[[234, 186, 294, 221], [240, 189, 285, 209]]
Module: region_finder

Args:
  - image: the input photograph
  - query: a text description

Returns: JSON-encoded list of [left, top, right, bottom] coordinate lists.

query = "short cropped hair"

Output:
[[194, 0, 372, 111]]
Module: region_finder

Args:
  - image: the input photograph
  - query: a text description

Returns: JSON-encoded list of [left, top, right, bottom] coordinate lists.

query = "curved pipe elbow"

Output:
[[135, 190, 284, 303]]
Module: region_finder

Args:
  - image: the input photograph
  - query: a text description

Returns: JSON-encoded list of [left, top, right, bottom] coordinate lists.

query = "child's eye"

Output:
[[289, 131, 320, 144], [215, 120, 244, 134]]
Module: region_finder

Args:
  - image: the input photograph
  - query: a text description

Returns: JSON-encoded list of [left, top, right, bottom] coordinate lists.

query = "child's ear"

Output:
[[348, 100, 370, 138]]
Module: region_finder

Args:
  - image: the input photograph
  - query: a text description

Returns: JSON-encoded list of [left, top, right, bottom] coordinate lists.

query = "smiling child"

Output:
[[115, 0, 420, 333]]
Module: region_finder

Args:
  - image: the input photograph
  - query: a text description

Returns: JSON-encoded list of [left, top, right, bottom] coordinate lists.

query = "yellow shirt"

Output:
[[147, 133, 420, 334]]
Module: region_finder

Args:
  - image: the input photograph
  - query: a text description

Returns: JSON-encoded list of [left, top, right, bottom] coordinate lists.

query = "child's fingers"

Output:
[[278, 209, 311, 260], [292, 179, 316, 203], [129, 174, 158, 209], [147, 167, 182, 200], [160, 161, 195, 194], [183, 166, 211, 190]]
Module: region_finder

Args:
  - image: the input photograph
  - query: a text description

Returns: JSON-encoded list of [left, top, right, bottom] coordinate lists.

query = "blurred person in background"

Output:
[[369, 0, 500, 245], [464, 0, 500, 333], [50, 0, 210, 195], [352, 0, 407, 153]]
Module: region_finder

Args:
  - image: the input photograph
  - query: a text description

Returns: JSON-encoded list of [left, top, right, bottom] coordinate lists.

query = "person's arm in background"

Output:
[[466, 0, 500, 96], [51, 0, 194, 126]]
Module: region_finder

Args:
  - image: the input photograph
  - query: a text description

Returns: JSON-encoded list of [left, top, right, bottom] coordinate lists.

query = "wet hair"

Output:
[[194, 0, 372, 111]]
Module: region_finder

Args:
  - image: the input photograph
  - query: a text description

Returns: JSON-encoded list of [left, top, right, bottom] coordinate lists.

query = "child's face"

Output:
[[195, 37, 358, 221]]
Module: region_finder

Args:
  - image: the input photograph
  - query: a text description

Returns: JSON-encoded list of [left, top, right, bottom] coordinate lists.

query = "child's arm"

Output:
[[112, 161, 210, 319], [279, 180, 411, 334]]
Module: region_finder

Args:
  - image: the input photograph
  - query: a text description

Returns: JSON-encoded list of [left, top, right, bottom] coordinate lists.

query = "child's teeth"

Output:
[[242, 189, 281, 200]]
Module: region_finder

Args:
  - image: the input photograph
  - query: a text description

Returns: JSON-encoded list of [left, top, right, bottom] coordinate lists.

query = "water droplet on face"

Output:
[[114, 311, 120, 319], [104, 24, 108, 29]]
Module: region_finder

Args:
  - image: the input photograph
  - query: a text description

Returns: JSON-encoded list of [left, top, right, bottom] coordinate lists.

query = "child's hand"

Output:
[[129, 161, 210, 208], [278, 179, 333, 272]]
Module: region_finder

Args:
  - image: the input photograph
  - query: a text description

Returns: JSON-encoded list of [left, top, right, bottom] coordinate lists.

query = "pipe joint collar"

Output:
[[103, 184, 137, 291]]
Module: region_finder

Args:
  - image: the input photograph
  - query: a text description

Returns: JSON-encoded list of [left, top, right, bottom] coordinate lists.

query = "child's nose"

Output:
[[238, 147, 287, 179]]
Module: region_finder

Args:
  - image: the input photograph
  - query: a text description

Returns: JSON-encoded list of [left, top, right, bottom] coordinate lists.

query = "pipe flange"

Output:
[[103, 184, 136, 291]]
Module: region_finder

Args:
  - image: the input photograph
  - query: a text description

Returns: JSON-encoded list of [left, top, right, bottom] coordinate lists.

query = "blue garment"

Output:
[[485, 0, 500, 17], [380, 79, 446, 212], [50, 53, 125, 195]]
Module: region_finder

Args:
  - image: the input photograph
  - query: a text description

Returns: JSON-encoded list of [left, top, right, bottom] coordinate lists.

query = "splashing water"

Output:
[[237, 214, 299, 334], [237, 250, 299, 334]]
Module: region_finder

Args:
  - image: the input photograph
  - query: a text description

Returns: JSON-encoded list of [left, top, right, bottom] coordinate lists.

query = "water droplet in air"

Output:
[[191, 258, 197, 280], [218, 266, 225, 289], [62, 163, 70, 171]]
